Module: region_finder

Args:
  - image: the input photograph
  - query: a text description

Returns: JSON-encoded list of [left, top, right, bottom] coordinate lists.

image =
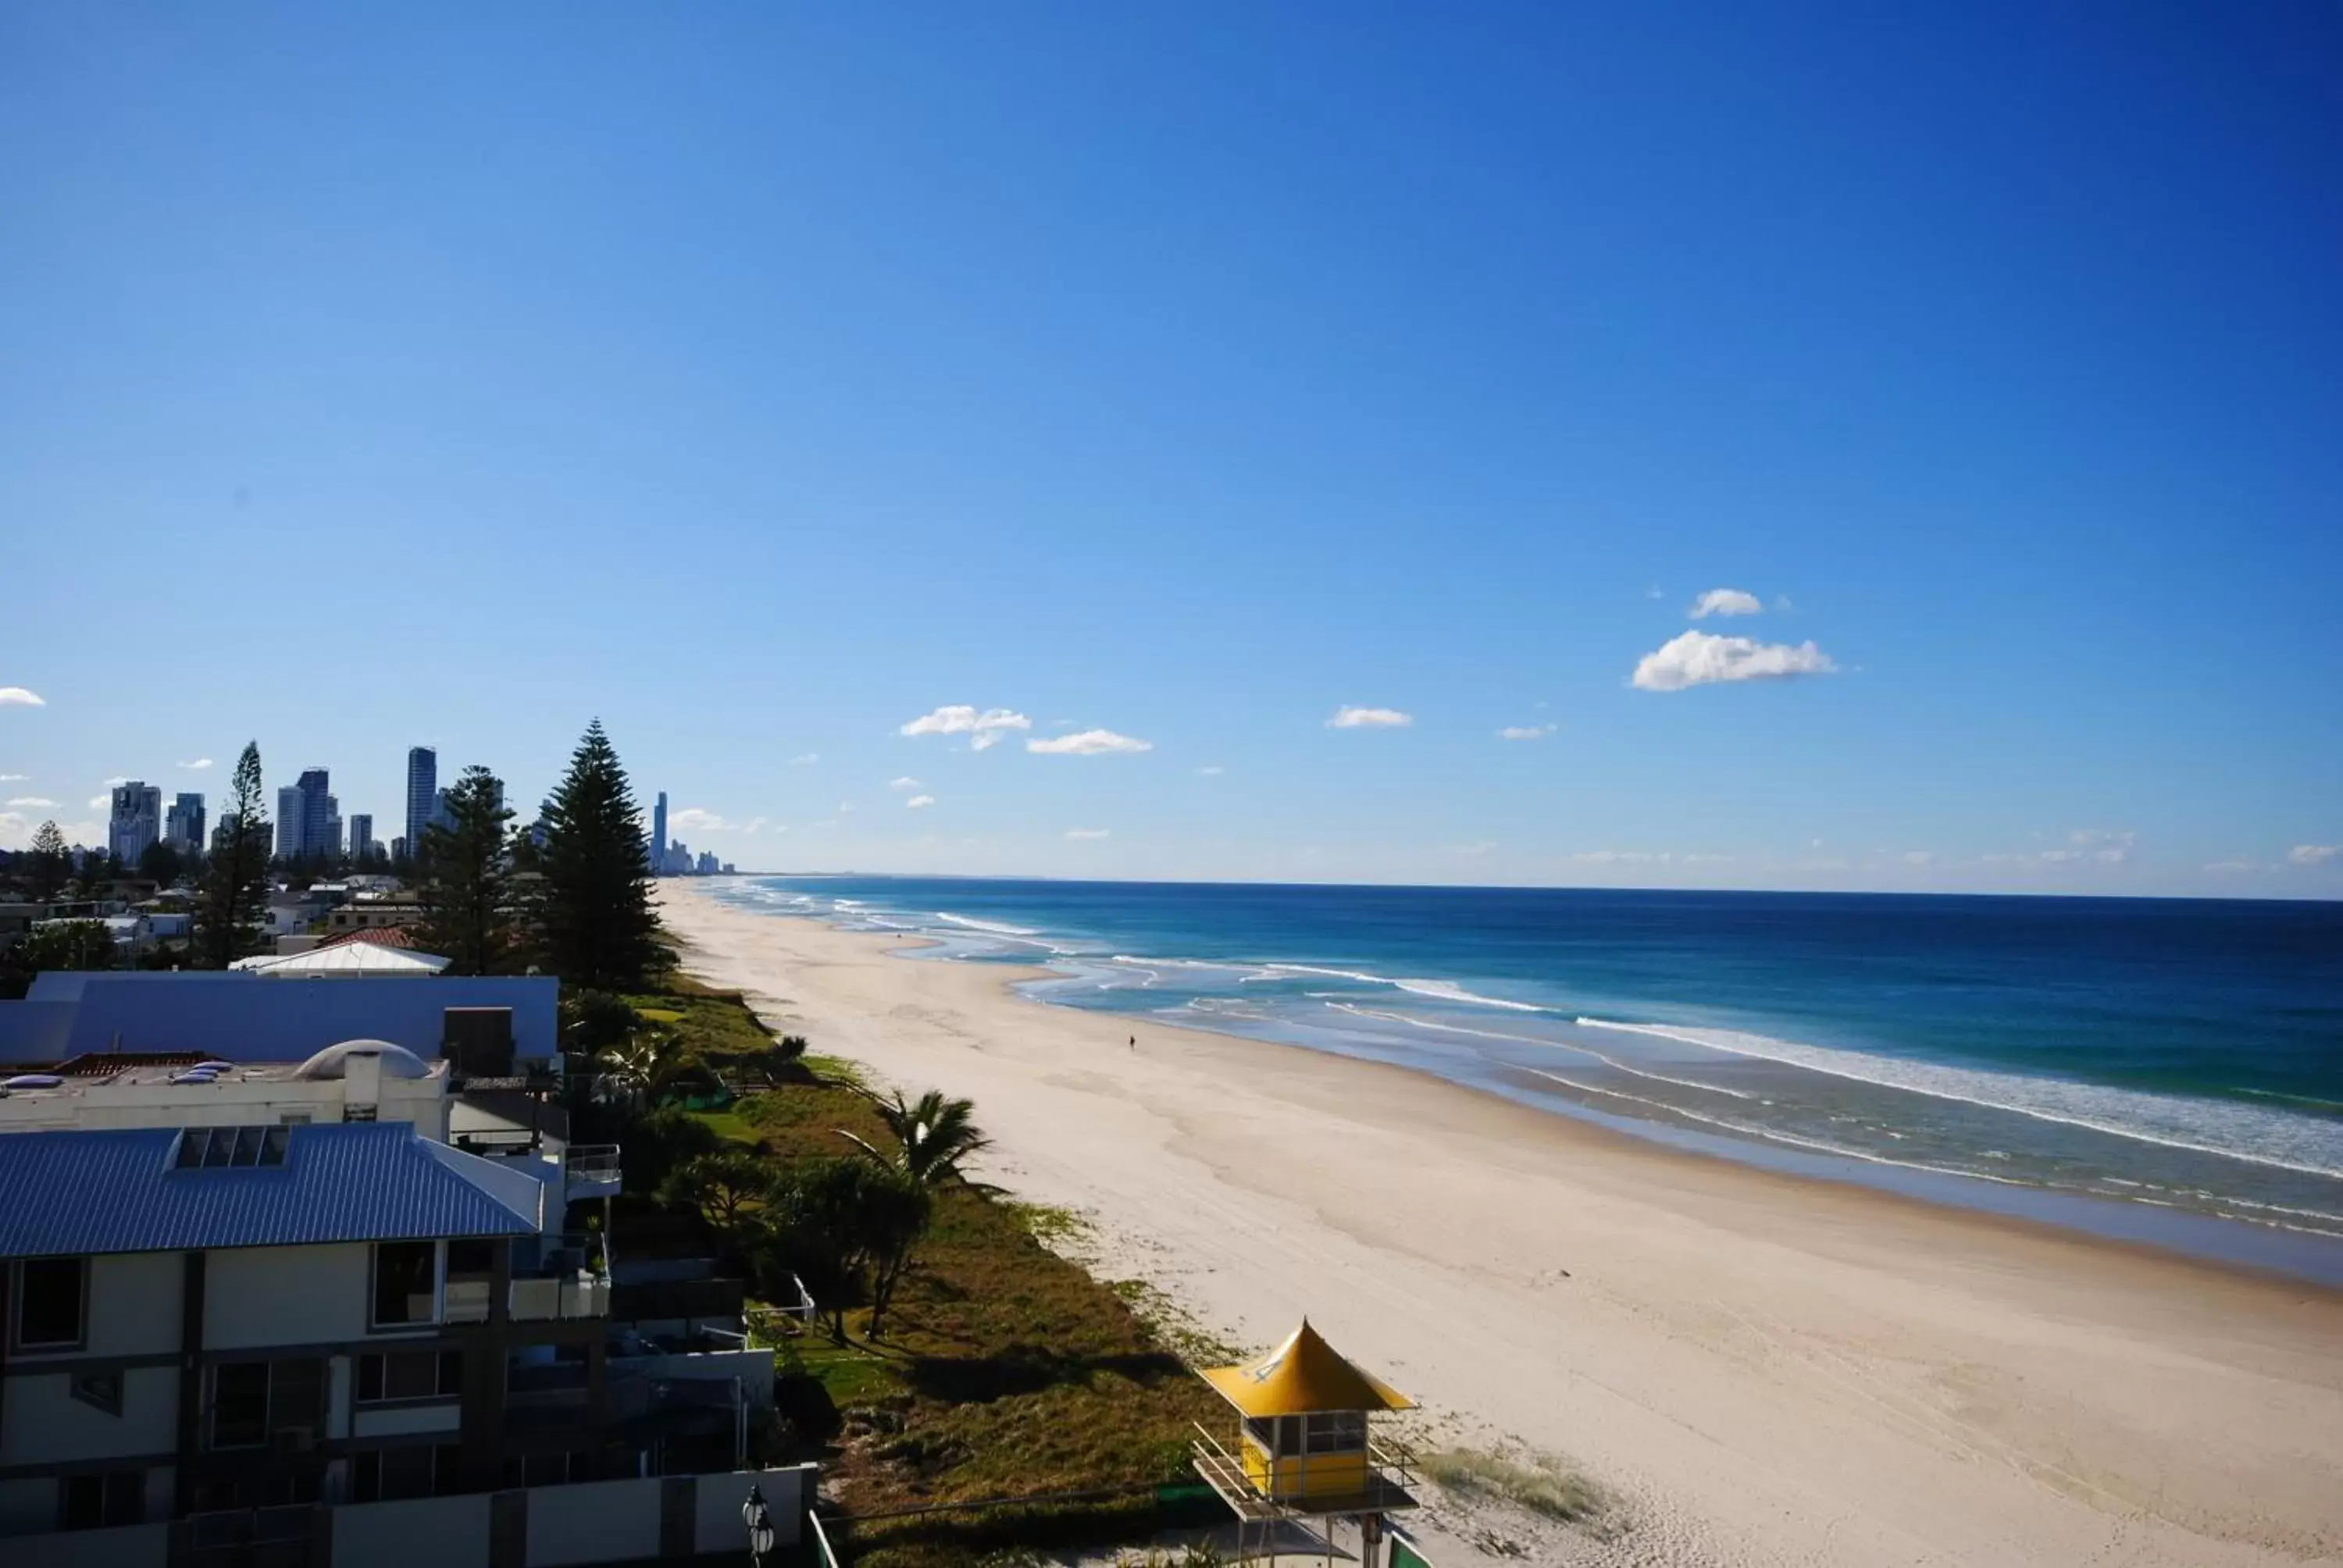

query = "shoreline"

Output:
[[660, 881, 2343, 1566]]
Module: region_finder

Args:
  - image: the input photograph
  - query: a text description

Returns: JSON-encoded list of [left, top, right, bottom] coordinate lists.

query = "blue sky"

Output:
[[2, 3, 2338, 895]]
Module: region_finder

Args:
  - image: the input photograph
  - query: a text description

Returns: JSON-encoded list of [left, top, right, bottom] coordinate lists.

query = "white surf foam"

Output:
[[1260, 964, 1550, 1013], [934, 911, 1042, 936], [1325, 1003, 1760, 1101], [1574, 1017, 2343, 1181]]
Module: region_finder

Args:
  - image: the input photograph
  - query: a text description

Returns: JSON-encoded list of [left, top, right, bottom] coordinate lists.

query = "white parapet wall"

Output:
[[523, 1476, 663, 1567], [330, 1494, 494, 1568], [3, 1521, 170, 1568]]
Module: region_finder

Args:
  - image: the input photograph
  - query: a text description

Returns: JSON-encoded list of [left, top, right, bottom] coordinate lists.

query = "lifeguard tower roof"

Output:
[[1200, 1320, 1415, 1417]]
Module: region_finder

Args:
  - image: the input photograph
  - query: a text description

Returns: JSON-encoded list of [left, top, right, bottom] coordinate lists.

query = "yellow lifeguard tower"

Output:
[[1191, 1320, 1421, 1563]]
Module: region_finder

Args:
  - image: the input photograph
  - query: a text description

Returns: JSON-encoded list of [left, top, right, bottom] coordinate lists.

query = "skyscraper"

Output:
[[166, 792, 205, 855], [108, 782, 162, 864], [405, 747, 437, 857], [276, 786, 305, 857], [651, 792, 668, 878], [295, 769, 334, 859], [349, 814, 375, 861]]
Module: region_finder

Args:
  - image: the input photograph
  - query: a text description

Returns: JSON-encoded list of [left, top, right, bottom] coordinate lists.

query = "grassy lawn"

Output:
[[633, 983, 1228, 1566]]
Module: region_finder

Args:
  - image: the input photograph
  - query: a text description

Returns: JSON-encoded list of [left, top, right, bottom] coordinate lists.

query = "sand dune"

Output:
[[660, 882, 2343, 1566]]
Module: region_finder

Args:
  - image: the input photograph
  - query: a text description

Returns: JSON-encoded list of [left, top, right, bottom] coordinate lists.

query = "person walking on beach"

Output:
[[1129, 1034, 1136, 1051]]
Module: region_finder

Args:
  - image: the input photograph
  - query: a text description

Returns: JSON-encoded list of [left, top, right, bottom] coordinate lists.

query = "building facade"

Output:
[[274, 788, 304, 859], [163, 795, 205, 858], [404, 750, 437, 861], [296, 772, 336, 861], [650, 794, 667, 877], [106, 785, 162, 866], [347, 815, 375, 861]]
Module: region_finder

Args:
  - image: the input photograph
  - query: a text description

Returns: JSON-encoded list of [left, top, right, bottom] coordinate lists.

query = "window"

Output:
[[171, 1126, 287, 1169], [59, 1470, 144, 1530], [69, 1370, 123, 1417], [211, 1363, 269, 1449], [1304, 1411, 1367, 1454], [372, 1241, 438, 1327], [356, 1350, 462, 1403], [352, 1445, 461, 1502], [14, 1256, 87, 1351], [210, 1359, 323, 1449]]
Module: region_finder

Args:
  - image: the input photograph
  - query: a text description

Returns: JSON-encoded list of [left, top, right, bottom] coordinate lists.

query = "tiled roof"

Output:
[[317, 926, 419, 950], [0, 1122, 541, 1259]]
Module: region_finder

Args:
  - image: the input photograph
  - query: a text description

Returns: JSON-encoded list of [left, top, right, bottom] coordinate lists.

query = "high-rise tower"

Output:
[[652, 791, 669, 877], [405, 747, 437, 854]]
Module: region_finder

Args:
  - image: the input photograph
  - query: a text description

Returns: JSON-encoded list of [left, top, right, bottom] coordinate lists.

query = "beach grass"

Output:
[[1420, 1447, 1608, 1526], [641, 992, 1228, 1566]]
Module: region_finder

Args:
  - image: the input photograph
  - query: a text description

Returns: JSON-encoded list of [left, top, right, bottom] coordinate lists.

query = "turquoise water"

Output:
[[712, 876, 2343, 1281]]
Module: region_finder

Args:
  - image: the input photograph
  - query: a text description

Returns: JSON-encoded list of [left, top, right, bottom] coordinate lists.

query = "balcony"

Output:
[[1189, 1422, 1420, 1520], [444, 1234, 613, 1324], [565, 1142, 623, 1202]]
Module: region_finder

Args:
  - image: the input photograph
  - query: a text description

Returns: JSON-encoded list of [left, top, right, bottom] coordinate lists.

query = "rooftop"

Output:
[[0, 1121, 542, 1257]]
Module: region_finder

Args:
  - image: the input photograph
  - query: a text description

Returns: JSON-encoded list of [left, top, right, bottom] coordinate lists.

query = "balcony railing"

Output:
[[443, 1234, 613, 1324], [566, 1143, 622, 1187]]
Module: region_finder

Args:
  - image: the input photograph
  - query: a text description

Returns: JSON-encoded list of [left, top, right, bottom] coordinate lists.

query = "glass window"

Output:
[[355, 1446, 437, 1502], [59, 1472, 141, 1530], [1304, 1411, 1367, 1453], [269, 1358, 324, 1430], [15, 1257, 86, 1350], [446, 1238, 495, 1278], [212, 1363, 269, 1448], [372, 1242, 437, 1327]]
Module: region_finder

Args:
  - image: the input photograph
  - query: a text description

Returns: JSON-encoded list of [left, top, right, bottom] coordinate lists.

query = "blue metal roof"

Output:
[[0, 1122, 543, 1259]]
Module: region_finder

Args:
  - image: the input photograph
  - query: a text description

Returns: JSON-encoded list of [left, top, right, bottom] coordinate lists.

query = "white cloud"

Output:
[[6, 796, 57, 807], [1631, 630, 1838, 692], [1064, 828, 1111, 840], [899, 705, 1032, 751], [2287, 844, 2340, 866], [178, 757, 213, 771], [789, 754, 819, 766], [2064, 829, 2136, 864], [1573, 850, 1668, 864], [838, 801, 855, 813], [1689, 588, 1763, 619], [1195, 765, 1225, 776], [671, 807, 738, 833], [0, 774, 25, 782], [1327, 705, 1412, 729], [905, 795, 936, 810], [1027, 729, 1152, 756], [1496, 724, 1556, 741], [0, 687, 45, 707], [87, 795, 108, 811], [889, 776, 922, 791], [744, 817, 767, 835], [102, 776, 127, 787]]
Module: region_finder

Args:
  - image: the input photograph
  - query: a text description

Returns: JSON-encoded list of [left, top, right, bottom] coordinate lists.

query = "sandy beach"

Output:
[[659, 882, 2343, 1567]]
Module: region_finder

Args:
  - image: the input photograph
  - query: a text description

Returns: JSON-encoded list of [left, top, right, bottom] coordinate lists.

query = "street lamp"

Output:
[[742, 1483, 776, 1567]]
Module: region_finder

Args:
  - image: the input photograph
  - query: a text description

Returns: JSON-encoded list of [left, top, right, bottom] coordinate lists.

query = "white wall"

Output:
[[351, 1403, 461, 1439], [330, 1494, 490, 1568], [694, 1466, 811, 1552], [0, 1476, 55, 1536], [0, 1367, 178, 1466], [522, 1477, 660, 1566], [206, 1243, 373, 1349], [0, 1520, 168, 1566], [88, 1253, 183, 1356]]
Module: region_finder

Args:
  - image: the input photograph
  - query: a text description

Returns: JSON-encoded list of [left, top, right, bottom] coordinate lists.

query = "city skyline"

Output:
[[2, 6, 2338, 896]]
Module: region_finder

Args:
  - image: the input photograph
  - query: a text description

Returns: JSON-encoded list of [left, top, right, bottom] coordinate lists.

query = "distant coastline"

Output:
[[707, 873, 2343, 1287]]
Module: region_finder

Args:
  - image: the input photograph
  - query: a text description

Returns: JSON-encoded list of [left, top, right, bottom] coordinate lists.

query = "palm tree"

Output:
[[840, 1087, 992, 1188]]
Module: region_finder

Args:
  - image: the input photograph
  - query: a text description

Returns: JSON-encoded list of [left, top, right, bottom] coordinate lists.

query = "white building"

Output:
[[106, 784, 162, 866]]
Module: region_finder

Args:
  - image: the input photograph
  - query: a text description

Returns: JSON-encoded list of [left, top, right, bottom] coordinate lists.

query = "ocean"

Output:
[[710, 876, 2343, 1283]]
